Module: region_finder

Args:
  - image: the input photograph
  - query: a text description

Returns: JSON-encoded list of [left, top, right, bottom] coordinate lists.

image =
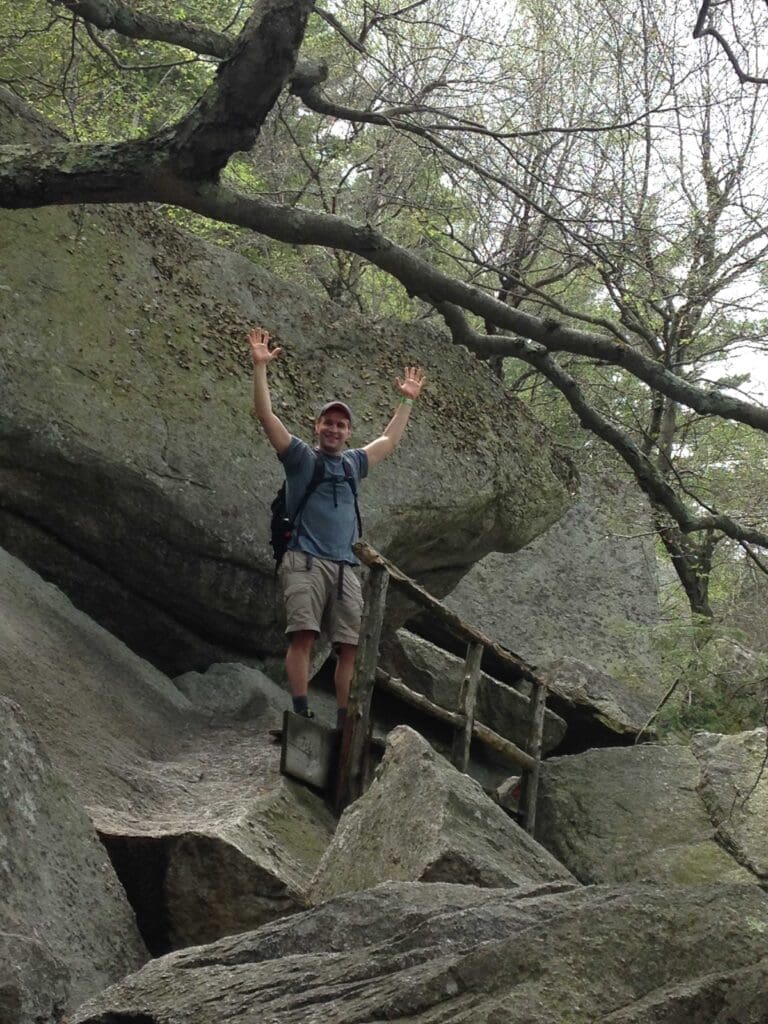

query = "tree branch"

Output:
[[168, 0, 314, 179], [170, 185, 768, 437], [51, 0, 235, 58], [435, 305, 768, 550], [53, 0, 366, 62], [693, 1, 768, 86]]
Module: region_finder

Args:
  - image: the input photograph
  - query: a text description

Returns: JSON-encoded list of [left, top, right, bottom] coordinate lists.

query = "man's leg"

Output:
[[285, 629, 317, 715], [281, 550, 325, 716], [330, 566, 364, 729], [334, 643, 358, 716]]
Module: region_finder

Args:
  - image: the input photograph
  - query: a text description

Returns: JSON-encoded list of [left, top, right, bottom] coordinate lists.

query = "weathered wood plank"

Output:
[[375, 668, 463, 726], [374, 668, 537, 772], [451, 641, 483, 771], [335, 564, 389, 811], [474, 721, 537, 772], [521, 680, 548, 834]]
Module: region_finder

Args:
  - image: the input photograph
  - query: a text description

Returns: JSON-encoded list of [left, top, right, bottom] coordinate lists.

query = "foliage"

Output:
[[649, 593, 768, 737], [1, 1, 228, 135]]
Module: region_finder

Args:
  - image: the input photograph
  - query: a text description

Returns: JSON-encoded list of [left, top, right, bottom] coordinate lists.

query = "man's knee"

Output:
[[288, 629, 317, 654], [335, 642, 357, 665]]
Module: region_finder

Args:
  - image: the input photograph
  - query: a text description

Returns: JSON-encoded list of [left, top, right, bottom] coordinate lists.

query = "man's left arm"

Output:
[[363, 366, 426, 468]]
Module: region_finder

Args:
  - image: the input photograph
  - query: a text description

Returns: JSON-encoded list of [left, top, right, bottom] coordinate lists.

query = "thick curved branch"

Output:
[[0, 0, 314, 191], [52, 0, 235, 58], [54, 0, 364, 62], [170, 0, 315, 180], [0, 136, 173, 205], [53, 0, 323, 180], [161, 184, 768, 437], [437, 305, 768, 550]]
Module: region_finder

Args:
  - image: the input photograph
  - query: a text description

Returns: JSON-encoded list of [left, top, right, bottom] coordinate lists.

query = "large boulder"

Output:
[[692, 728, 768, 879], [309, 726, 575, 902], [442, 474, 660, 685], [539, 656, 658, 745], [535, 743, 757, 885], [104, 777, 336, 953], [72, 880, 768, 1024], [0, 697, 147, 1019], [0, 89, 575, 676], [0, 545, 196, 813], [0, 545, 333, 954]]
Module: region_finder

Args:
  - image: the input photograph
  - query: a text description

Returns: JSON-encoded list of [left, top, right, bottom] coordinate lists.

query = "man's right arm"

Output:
[[248, 326, 292, 456]]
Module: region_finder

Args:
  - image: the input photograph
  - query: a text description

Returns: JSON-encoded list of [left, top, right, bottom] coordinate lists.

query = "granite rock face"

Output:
[[692, 728, 768, 881], [309, 726, 576, 902], [0, 89, 575, 675], [535, 743, 757, 885], [443, 474, 659, 684], [72, 880, 768, 1024], [540, 656, 658, 740], [0, 545, 333, 956], [0, 698, 147, 1019], [0, 932, 69, 1024]]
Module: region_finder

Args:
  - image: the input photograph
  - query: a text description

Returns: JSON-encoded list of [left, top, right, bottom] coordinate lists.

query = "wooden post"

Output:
[[335, 564, 389, 812], [450, 641, 483, 772], [521, 680, 547, 835]]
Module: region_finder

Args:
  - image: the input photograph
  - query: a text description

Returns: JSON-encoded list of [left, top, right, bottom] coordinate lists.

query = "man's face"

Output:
[[314, 410, 352, 454]]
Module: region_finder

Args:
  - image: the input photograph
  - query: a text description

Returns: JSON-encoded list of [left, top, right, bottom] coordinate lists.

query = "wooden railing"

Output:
[[335, 541, 551, 834]]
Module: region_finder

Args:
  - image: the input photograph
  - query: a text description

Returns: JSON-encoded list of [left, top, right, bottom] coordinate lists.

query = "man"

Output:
[[249, 325, 426, 727]]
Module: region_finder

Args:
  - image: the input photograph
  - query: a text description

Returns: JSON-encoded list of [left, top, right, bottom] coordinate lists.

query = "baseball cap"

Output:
[[317, 400, 353, 424]]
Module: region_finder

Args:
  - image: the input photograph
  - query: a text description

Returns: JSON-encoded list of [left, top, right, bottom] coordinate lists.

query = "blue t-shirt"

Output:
[[279, 436, 368, 564]]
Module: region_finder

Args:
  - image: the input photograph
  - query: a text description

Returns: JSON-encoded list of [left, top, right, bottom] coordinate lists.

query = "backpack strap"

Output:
[[291, 452, 325, 546], [293, 452, 325, 522], [340, 453, 363, 541]]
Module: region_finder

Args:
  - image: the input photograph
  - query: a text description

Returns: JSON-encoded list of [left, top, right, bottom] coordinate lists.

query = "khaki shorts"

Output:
[[279, 549, 363, 646]]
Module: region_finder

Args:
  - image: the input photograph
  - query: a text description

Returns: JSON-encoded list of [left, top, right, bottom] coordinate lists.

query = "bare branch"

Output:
[[293, 79, 678, 143], [82, 20, 201, 73], [313, 5, 367, 53], [694, 0, 768, 85]]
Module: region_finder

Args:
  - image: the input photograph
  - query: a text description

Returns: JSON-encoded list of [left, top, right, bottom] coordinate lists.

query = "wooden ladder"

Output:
[[335, 541, 550, 835]]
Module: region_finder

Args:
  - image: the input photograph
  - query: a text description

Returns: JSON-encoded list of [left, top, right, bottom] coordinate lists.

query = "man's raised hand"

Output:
[[396, 366, 426, 400], [248, 326, 282, 366]]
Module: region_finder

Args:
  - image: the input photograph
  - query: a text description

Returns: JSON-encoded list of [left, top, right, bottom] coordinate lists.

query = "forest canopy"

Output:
[[2, 0, 768, 634]]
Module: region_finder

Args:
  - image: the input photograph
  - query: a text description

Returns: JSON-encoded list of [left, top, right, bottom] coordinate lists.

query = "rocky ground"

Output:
[[4, 543, 768, 1023], [72, 881, 768, 1024]]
